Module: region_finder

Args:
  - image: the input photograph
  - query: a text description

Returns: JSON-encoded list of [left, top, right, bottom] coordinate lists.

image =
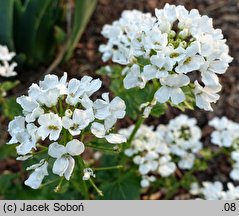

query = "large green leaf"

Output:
[[0, 0, 15, 49], [111, 81, 156, 120], [63, 0, 97, 61], [14, 0, 53, 66], [33, 0, 62, 66], [101, 171, 141, 200]]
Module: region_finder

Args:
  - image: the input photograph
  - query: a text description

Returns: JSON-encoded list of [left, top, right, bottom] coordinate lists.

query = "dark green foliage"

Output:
[[0, 0, 97, 69]]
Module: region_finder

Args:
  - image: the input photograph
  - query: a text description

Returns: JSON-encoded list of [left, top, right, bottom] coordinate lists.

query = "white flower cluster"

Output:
[[121, 114, 202, 187], [209, 117, 239, 181], [121, 125, 176, 188], [160, 114, 202, 170], [190, 181, 239, 200], [0, 45, 17, 77], [100, 4, 232, 111], [8, 73, 126, 189]]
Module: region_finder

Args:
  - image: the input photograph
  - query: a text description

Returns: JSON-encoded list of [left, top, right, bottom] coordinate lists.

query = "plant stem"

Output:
[[76, 157, 89, 199], [85, 143, 121, 153], [40, 178, 58, 188], [54, 176, 64, 192], [80, 132, 85, 142], [59, 99, 63, 116], [53, 106, 58, 114], [125, 115, 145, 149], [93, 165, 123, 171], [32, 148, 48, 156], [36, 144, 48, 149], [89, 178, 104, 197]]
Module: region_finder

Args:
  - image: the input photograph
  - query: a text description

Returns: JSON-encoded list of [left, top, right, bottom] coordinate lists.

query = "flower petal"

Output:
[[66, 139, 85, 156]]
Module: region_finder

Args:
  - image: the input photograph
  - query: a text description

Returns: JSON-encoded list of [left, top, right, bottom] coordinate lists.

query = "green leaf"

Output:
[[96, 65, 123, 77], [150, 103, 167, 117], [0, 173, 18, 195], [193, 159, 208, 171], [87, 138, 122, 154], [115, 85, 156, 120], [0, 0, 15, 50], [63, 0, 97, 61], [99, 65, 159, 119], [73, 157, 89, 199], [0, 144, 17, 159], [0, 81, 19, 91], [14, 0, 52, 52], [101, 171, 140, 200], [180, 174, 197, 190], [14, 0, 61, 66], [3, 97, 22, 120], [54, 25, 66, 44]]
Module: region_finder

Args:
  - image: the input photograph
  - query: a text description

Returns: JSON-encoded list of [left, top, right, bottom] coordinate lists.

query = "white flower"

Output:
[[8, 72, 127, 189], [190, 182, 201, 195], [230, 152, 239, 181], [209, 117, 239, 147], [201, 181, 223, 200], [28, 84, 61, 108], [15, 130, 37, 155], [230, 167, 239, 181], [24, 161, 48, 189], [66, 76, 102, 105], [175, 42, 205, 74], [0, 45, 17, 77], [93, 93, 126, 129], [62, 108, 94, 136], [194, 81, 221, 111], [140, 175, 156, 188], [37, 113, 62, 141], [91, 122, 126, 144], [222, 183, 239, 200], [178, 153, 195, 169], [16, 96, 44, 123], [154, 74, 190, 104], [39, 72, 68, 95], [26, 73, 68, 107], [83, 168, 95, 180], [100, 5, 231, 112], [123, 64, 146, 89], [49, 140, 85, 180], [155, 3, 177, 24], [191, 181, 239, 200], [8, 116, 26, 144], [142, 65, 167, 81], [0, 45, 15, 61], [142, 29, 168, 52], [8, 117, 38, 155], [122, 124, 176, 183], [0, 61, 17, 77], [158, 155, 176, 177]]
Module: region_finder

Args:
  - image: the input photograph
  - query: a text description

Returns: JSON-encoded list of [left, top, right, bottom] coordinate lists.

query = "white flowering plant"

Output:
[[190, 181, 239, 200], [93, 4, 233, 199], [117, 115, 210, 198], [2, 4, 236, 200], [0, 44, 21, 119], [209, 117, 239, 181], [7, 72, 128, 197], [99, 4, 232, 118]]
